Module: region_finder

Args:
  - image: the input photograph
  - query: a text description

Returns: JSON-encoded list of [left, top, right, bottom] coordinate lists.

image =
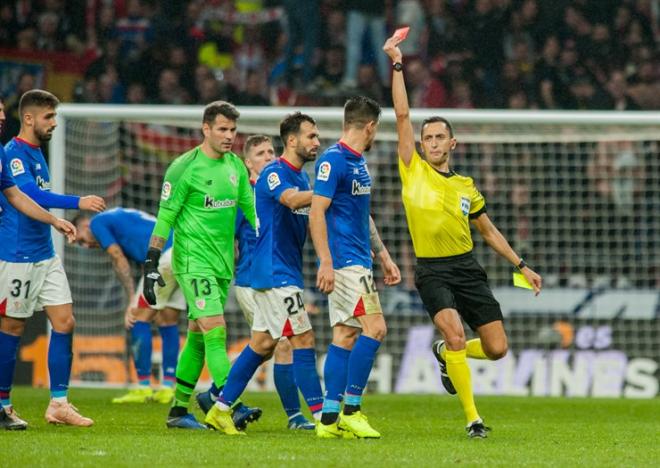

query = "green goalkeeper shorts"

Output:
[[176, 273, 230, 320]]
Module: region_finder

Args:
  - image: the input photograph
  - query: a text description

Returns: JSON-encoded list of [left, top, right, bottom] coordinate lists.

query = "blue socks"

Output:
[[131, 321, 152, 386], [320, 344, 350, 424], [158, 324, 179, 388], [48, 330, 73, 400], [0, 331, 20, 408], [292, 348, 323, 417], [218, 345, 263, 407], [274, 363, 301, 418], [344, 335, 381, 414]]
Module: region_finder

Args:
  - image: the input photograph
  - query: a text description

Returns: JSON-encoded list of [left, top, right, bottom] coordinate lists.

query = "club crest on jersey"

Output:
[[229, 174, 238, 186], [195, 299, 206, 310], [161, 182, 172, 200], [317, 162, 331, 181], [460, 196, 471, 216], [267, 172, 281, 190], [10, 158, 25, 176]]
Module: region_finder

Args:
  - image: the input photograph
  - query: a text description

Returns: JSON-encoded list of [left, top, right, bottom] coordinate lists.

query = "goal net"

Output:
[[49, 106, 659, 397]]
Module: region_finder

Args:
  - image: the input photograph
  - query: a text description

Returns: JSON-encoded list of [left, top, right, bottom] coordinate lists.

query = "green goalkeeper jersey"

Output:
[[152, 146, 255, 279]]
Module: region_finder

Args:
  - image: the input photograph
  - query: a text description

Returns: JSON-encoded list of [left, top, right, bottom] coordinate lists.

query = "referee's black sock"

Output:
[[343, 404, 360, 416], [321, 412, 339, 425]]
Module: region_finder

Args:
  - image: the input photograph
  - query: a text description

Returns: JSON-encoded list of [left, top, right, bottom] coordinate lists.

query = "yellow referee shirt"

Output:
[[399, 150, 486, 258]]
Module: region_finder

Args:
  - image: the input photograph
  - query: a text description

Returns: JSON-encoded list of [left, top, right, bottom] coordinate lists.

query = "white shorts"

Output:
[[235, 285, 258, 326], [131, 249, 186, 311], [0, 255, 72, 318], [328, 266, 383, 328], [252, 286, 312, 339]]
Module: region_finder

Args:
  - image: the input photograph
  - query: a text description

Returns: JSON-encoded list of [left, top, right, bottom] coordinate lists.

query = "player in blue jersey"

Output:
[[206, 112, 325, 435], [311, 96, 401, 439], [0, 90, 105, 429], [196, 134, 315, 430], [73, 207, 183, 405]]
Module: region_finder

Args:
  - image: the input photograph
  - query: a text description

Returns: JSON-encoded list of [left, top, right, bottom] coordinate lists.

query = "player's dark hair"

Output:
[[279, 112, 316, 146], [243, 134, 272, 158], [71, 212, 90, 228], [343, 96, 381, 129], [203, 100, 240, 125], [19, 89, 59, 116], [421, 116, 454, 138]]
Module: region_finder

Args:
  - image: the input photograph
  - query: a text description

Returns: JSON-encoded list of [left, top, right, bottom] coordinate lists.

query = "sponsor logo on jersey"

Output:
[[460, 196, 471, 216], [292, 206, 310, 216], [36, 175, 51, 190], [161, 182, 172, 200], [351, 179, 371, 196], [317, 162, 331, 181], [267, 172, 281, 190], [204, 195, 237, 209], [10, 158, 25, 176], [229, 174, 238, 186], [195, 299, 206, 310]]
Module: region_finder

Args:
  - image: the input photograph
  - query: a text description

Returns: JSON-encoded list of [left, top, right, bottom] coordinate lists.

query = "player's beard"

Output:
[[296, 145, 318, 162], [35, 125, 54, 143]]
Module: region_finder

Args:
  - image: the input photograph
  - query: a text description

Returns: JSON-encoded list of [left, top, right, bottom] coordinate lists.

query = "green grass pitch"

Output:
[[4, 387, 658, 467]]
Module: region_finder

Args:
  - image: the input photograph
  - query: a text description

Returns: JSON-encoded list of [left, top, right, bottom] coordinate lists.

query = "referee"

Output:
[[383, 33, 542, 439]]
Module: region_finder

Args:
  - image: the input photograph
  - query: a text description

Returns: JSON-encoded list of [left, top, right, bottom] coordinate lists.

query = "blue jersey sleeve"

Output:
[[313, 153, 343, 199], [90, 215, 118, 250], [0, 148, 15, 191], [261, 165, 296, 202]]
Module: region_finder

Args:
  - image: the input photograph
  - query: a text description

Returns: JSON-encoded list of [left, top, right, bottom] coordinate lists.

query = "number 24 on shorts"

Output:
[[283, 292, 304, 315]]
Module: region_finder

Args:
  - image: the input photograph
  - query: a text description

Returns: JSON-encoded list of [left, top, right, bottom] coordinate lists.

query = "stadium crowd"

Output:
[[0, 0, 658, 113]]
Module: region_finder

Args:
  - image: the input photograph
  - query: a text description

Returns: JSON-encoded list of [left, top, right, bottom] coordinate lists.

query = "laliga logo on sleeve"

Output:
[[161, 182, 172, 200], [10, 158, 25, 176], [267, 172, 281, 190], [460, 196, 471, 216], [317, 162, 331, 181]]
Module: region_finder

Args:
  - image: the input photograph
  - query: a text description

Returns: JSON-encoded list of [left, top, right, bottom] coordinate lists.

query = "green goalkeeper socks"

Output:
[[173, 331, 205, 409], [203, 326, 231, 388]]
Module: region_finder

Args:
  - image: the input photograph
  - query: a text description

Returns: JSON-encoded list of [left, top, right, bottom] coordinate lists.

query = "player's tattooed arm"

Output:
[[148, 235, 166, 252], [369, 216, 384, 255], [107, 244, 135, 299]]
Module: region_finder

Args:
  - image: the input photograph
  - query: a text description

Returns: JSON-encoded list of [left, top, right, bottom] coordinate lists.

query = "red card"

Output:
[[394, 26, 410, 41]]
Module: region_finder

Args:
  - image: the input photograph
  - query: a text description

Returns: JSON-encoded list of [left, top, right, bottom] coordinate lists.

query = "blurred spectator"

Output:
[[126, 82, 147, 104], [342, 0, 389, 88], [115, 0, 153, 62], [395, 0, 425, 57], [406, 58, 448, 108], [283, 0, 320, 86], [2, 72, 36, 142], [0, 4, 20, 47], [312, 45, 346, 92], [568, 75, 613, 110], [234, 70, 270, 106], [355, 64, 384, 103], [607, 71, 642, 110], [156, 68, 190, 105]]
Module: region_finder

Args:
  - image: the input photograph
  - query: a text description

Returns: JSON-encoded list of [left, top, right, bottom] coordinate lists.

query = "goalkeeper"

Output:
[[144, 101, 258, 430]]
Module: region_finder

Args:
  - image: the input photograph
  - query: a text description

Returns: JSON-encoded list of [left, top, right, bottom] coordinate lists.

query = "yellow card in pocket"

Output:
[[513, 272, 533, 290]]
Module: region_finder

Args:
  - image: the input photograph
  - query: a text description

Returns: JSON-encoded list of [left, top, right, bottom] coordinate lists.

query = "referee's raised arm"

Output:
[[383, 33, 415, 166]]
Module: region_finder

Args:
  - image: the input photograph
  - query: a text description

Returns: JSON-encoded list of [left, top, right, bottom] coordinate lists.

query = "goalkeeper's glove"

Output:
[[143, 247, 165, 306]]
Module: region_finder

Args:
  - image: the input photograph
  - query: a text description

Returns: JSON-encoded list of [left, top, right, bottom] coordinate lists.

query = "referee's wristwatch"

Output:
[[517, 259, 527, 270], [392, 62, 403, 72]]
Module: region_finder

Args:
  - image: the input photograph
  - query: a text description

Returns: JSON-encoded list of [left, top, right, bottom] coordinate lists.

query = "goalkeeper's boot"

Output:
[[112, 387, 153, 404], [287, 413, 315, 430], [0, 407, 28, 430], [153, 387, 174, 404], [431, 340, 457, 395], [232, 402, 262, 431], [466, 420, 491, 439], [45, 400, 94, 427], [166, 412, 206, 430], [195, 389, 214, 414], [316, 420, 355, 439], [205, 404, 245, 435], [338, 411, 381, 439]]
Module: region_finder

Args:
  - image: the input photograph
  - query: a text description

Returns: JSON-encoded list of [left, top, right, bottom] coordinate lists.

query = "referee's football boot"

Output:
[[431, 340, 457, 395], [0, 407, 28, 430], [466, 420, 491, 439], [338, 411, 381, 439]]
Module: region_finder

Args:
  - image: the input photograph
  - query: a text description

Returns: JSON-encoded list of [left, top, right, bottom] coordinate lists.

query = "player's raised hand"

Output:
[[522, 267, 542, 296], [383, 32, 404, 62], [316, 260, 335, 294], [79, 195, 106, 212], [53, 218, 77, 243]]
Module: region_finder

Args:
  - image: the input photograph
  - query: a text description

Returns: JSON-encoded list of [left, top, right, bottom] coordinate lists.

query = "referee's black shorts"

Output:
[[414, 252, 503, 331]]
